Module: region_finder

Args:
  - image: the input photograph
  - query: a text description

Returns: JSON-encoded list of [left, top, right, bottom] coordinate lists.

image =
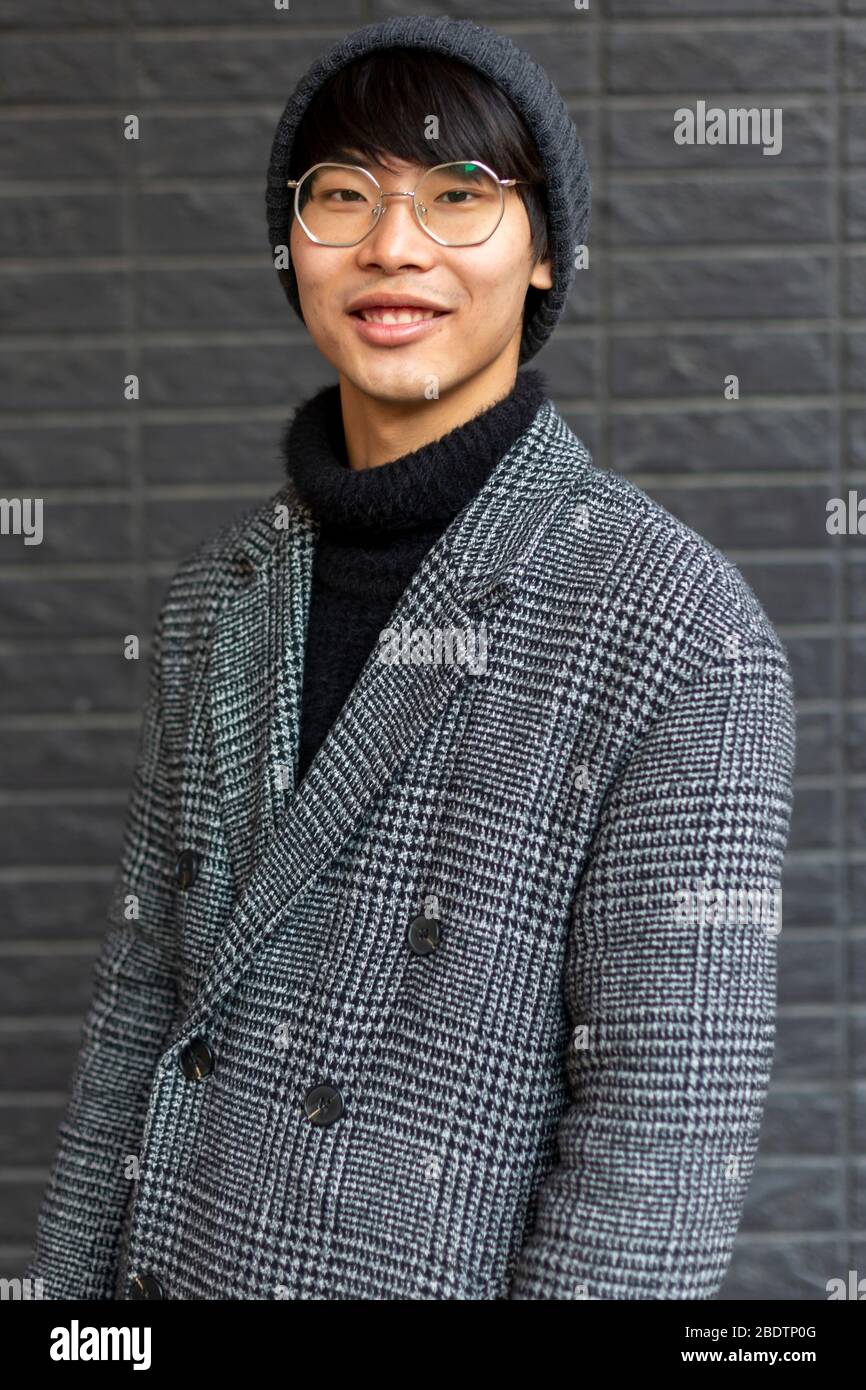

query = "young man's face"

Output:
[[289, 152, 553, 400]]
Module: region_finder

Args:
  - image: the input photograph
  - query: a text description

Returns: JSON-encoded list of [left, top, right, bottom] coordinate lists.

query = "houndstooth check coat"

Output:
[[26, 395, 796, 1301]]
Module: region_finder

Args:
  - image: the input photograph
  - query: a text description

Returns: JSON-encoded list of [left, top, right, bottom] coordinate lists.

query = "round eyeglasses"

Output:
[[286, 160, 530, 248]]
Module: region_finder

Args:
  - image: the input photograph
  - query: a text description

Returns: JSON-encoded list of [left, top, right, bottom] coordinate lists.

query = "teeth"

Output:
[[359, 308, 438, 324]]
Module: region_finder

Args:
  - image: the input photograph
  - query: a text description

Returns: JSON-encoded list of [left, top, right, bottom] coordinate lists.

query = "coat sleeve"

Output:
[[507, 637, 796, 1300], [23, 593, 182, 1300]]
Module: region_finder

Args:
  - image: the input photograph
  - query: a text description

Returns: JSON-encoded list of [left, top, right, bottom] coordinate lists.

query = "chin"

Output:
[[350, 358, 454, 402]]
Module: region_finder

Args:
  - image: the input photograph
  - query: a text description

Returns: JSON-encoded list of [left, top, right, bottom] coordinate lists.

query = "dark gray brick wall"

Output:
[[0, 0, 861, 1301]]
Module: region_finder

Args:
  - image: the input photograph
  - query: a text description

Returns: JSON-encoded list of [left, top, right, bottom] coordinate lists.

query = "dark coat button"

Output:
[[408, 914, 441, 955], [174, 848, 201, 890], [128, 1272, 163, 1300], [304, 1083, 343, 1126], [179, 1036, 214, 1081], [234, 552, 257, 583]]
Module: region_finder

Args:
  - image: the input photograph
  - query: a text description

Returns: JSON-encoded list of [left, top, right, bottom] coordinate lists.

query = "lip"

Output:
[[347, 292, 451, 313], [348, 307, 452, 347]]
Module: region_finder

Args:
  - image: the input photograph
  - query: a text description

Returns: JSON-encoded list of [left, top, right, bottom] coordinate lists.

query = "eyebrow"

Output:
[[336, 150, 418, 173]]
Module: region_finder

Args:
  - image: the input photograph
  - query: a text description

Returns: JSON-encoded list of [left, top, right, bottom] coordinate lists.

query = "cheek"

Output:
[[290, 235, 348, 310], [468, 246, 530, 305], [289, 229, 312, 292], [289, 228, 328, 300]]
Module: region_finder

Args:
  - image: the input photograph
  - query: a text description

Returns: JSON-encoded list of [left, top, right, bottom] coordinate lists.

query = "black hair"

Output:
[[288, 47, 550, 317]]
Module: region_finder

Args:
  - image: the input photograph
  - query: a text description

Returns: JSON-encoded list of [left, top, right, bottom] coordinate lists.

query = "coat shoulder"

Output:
[[550, 431, 791, 684], [173, 484, 292, 586], [153, 485, 293, 654]]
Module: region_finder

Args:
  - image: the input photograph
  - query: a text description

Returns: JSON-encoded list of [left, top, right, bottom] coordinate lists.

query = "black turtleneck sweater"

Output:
[[280, 367, 549, 782]]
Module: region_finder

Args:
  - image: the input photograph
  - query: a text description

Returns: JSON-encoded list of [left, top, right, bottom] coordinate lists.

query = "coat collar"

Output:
[[177, 396, 595, 1041]]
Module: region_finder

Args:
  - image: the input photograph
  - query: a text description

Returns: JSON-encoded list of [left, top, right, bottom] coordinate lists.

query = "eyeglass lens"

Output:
[[295, 162, 504, 246]]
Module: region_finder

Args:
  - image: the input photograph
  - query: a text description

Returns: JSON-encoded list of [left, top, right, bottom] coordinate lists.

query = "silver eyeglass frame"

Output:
[[286, 159, 529, 248]]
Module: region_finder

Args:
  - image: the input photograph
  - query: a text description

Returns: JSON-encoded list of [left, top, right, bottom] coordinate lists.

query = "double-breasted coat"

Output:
[[26, 396, 796, 1300]]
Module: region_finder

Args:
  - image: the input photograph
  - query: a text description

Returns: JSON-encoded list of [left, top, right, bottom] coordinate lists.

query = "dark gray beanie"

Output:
[[265, 14, 590, 366]]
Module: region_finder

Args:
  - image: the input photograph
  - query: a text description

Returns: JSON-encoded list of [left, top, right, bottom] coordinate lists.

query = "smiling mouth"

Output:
[[350, 307, 451, 324]]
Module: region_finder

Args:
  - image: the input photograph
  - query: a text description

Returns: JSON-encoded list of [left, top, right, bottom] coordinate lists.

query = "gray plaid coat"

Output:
[[26, 396, 796, 1300]]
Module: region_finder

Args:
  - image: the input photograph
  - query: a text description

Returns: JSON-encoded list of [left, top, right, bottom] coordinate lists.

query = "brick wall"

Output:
[[0, 0, 862, 1300]]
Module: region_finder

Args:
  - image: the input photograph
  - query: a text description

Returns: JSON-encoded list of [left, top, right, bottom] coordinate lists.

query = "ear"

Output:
[[530, 254, 553, 292]]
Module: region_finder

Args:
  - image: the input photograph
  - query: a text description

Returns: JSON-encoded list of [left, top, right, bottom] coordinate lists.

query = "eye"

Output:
[[326, 187, 367, 204], [436, 188, 477, 205]]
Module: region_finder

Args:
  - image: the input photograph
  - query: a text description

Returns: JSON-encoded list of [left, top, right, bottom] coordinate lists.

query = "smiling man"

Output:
[[26, 16, 796, 1302]]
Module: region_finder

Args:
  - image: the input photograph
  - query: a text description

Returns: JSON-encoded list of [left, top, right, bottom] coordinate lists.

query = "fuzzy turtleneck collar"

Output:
[[280, 367, 549, 536]]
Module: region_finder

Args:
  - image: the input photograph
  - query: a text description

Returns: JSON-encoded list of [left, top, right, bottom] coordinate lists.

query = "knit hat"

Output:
[[265, 15, 590, 366]]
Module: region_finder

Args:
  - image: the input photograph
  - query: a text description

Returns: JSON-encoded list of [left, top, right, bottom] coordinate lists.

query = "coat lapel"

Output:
[[206, 494, 314, 892], [178, 398, 593, 1041]]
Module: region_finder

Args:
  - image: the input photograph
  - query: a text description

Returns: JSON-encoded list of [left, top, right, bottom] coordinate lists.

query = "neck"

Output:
[[337, 354, 523, 472]]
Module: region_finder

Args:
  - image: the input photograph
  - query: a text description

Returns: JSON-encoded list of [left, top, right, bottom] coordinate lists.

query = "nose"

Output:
[[356, 193, 437, 269]]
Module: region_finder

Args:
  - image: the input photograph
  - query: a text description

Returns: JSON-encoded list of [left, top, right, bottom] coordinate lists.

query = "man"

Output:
[[26, 15, 795, 1301]]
